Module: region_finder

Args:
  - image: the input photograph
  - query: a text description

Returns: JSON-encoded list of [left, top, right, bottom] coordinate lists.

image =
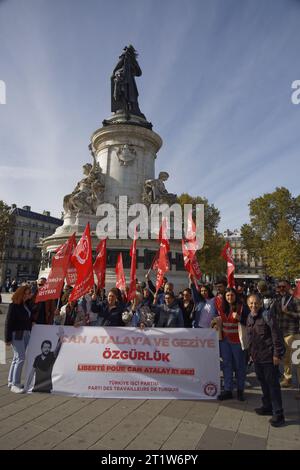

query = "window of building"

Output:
[[106, 249, 131, 269], [143, 249, 157, 269]]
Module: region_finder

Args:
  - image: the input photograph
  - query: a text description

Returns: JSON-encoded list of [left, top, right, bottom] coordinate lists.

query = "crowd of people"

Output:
[[4, 274, 300, 428]]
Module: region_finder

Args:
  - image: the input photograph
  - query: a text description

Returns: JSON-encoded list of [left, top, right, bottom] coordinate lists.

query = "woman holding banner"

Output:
[[4, 285, 33, 393]]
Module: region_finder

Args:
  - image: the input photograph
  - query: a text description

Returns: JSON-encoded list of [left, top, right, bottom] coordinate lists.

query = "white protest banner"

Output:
[[24, 325, 220, 400]]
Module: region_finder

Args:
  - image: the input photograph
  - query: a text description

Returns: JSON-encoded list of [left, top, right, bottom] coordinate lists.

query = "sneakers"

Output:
[[269, 415, 285, 427], [217, 391, 233, 401], [237, 390, 245, 401], [10, 385, 24, 394], [280, 379, 292, 388], [255, 406, 273, 416]]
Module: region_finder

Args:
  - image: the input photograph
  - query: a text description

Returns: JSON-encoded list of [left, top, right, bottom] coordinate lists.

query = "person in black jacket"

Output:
[[246, 294, 286, 427], [91, 288, 125, 326], [178, 288, 195, 327], [151, 292, 184, 327], [5, 285, 33, 393]]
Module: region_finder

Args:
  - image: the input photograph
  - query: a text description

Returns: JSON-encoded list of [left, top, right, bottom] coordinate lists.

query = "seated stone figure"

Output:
[[142, 171, 177, 204], [63, 163, 105, 216]]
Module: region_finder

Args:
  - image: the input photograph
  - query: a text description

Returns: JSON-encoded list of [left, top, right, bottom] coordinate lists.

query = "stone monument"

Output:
[[40, 46, 186, 289]]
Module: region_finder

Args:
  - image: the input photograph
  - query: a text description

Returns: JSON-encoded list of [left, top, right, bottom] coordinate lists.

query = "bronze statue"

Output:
[[111, 45, 146, 120]]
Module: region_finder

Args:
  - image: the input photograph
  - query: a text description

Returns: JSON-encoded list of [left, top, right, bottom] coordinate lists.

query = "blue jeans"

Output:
[[8, 331, 30, 386], [220, 338, 246, 391]]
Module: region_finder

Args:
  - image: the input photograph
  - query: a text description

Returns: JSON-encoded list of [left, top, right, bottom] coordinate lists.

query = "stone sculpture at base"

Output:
[[63, 162, 105, 216], [142, 171, 177, 205]]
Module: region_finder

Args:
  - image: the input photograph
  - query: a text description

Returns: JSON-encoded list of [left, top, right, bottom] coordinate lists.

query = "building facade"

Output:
[[0, 205, 63, 286], [223, 229, 264, 280]]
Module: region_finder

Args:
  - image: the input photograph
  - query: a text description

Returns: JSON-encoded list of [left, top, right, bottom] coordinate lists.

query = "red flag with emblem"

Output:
[[93, 238, 107, 289], [221, 241, 235, 288], [185, 210, 199, 253], [69, 223, 94, 302], [115, 252, 126, 291], [158, 218, 170, 252], [182, 239, 202, 280], [35, 233, 76, 302]]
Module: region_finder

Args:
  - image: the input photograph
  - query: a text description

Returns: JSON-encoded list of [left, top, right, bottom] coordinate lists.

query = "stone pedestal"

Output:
[[91, 119, 162, 206]]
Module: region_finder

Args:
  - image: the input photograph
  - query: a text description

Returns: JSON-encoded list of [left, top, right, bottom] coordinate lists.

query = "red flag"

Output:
[[182, 212, 202, 281], [156, 218, 170, 268], [66, 261, 77, 287], [185, 210, 199, 253], [115, 252, 126, 291], [156, 243, 169, 292], [65, 236, 77, 286], [35, 233, 75, 302], [182, 239, 202, 280], [221, 242, 235, 288], [127, 230, 137, 301], [69, 223, 94, 302], [93, 238, 107, 289], [158, 218, 170, 252], [293, 281, 300, 299]]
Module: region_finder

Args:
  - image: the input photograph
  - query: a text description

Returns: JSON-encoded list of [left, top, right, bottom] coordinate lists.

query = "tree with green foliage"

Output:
[[264, 220, 300, 279], [0, 200, 12, 256], [178, 193, 225, 278], [241, 187, 300, 279]]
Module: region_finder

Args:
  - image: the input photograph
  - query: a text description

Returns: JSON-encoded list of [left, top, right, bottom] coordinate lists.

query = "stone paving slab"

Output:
[[94, 399, 170, 450], [0, 422, 46, 450], [0, 310, 299, 450], [267, 437, 300, 450], [237, 411, 269, 439], [16, 429, 71, 450], [232, 432, 267, 450], [196, 426, 236, 450], [161, 420, 207, 450], [125, 415, 182, 450], [210, 406, 244, 432]]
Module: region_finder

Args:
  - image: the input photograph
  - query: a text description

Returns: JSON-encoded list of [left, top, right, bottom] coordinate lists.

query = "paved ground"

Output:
[[0, 295, 299, 450]]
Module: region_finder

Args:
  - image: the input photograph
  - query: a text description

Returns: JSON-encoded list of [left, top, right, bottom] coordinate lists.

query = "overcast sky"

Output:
[[0, 0, 299, 232]]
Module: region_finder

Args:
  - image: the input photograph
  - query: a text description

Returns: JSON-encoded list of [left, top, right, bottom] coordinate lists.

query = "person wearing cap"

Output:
[[256, 280, 276, 312]]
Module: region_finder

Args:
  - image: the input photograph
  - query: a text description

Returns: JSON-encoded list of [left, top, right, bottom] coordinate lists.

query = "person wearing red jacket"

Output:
[[216, 288, 249, 401]]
